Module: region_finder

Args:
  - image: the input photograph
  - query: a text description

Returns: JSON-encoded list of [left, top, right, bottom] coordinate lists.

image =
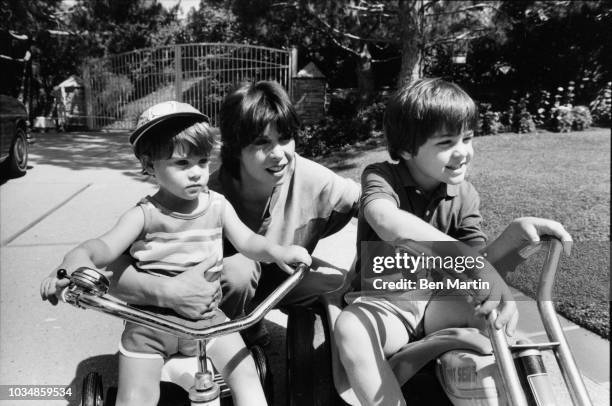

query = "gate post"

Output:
[[289, 46, 298, 100], [82, 62, 94, 130], [175, 45, 182, 102]]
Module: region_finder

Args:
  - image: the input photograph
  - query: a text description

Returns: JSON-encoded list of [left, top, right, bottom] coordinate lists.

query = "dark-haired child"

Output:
[[334, 78, 572, 405], [40, 101, 311, 406]]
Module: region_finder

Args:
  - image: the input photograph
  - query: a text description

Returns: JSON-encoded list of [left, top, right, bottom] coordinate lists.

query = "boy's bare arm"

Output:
[[222, 201, 311, 273], [364, 199, 455, 242], [41, 207, 144, 304]]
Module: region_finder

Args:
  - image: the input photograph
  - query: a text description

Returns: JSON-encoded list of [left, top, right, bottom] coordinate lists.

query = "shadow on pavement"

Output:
[[28, 130, 224, 182], [28, 131, 148, 182], [66, 353, 118, 406], [310, 138, 386, 172]]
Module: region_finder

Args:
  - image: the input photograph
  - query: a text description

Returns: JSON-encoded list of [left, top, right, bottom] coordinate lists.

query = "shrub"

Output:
[[478, 103, 503, 135], [85, 61, 134, 121], [500, 100, 515, 132], [298, 122, 331, 157], [516, 110, 536, 133], [550, 105, 573, 132], [328, 88, 360, 118], [562, 81, 576, 106], [356, 101, 386, 132], [297, 115, 358, 157], [589, 82, 611, 126], [533, 90, 552, 127], [571, 106, 592, 130], [297, 99, 384, 157], [503, 96, 536, 134]]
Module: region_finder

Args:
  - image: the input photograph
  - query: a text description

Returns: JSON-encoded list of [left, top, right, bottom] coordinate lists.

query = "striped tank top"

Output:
[[129, 191, 225, 277]]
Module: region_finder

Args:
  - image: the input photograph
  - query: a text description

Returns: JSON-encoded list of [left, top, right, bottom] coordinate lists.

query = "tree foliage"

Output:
[[67, 0, 181, 56], [439, 0, 612, 107], [2, 0, 609, 121], [183, 0, 241, 43], [1, 0, 183, 116], [496, 1, 610, 102], [227, 0, 505, 100]]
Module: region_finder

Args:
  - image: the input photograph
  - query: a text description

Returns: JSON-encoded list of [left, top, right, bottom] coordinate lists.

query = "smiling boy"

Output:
[[334, 78, 519, 405]]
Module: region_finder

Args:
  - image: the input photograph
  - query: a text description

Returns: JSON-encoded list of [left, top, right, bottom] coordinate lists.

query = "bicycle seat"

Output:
[[389, 327, 492, 387]]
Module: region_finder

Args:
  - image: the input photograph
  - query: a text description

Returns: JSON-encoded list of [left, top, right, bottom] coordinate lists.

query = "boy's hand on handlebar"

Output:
[[471, 270, 518, 336], [504, 217, 573, 257], [40, 274, 69, 305], [274, 245, 311, 275], [40, 268, 113, 305]]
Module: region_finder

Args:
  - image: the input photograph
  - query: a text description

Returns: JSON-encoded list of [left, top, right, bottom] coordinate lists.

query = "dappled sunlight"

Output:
[[27, 131, 223, 182]]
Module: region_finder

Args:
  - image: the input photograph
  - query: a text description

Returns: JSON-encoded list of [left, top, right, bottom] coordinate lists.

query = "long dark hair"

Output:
[[219, 80, 300, 179]]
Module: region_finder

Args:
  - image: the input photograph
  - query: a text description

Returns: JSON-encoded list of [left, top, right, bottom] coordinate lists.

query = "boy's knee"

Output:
[[335, 310, 367, 346]]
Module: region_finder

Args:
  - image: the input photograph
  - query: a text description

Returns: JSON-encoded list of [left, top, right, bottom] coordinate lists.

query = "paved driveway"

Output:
[[1, 131, 157, 405]]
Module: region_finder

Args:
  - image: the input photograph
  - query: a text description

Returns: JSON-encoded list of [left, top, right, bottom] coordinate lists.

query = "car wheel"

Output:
[[6, 127, 28, 177]]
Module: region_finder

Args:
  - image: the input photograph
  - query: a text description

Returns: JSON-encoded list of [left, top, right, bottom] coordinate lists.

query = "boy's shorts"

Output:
[[345, 290, 432, 340], [119, 305, 227, 359]]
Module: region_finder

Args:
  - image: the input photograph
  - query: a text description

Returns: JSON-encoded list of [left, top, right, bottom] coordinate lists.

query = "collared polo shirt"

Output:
[[208, 153, 361, 256], [354, 161, 487, 290], [357, 161, 487, 245]]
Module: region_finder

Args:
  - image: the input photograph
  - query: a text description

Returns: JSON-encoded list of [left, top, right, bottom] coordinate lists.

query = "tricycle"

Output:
[[286, 238, 593, 406], [59, 263, 309, 406]]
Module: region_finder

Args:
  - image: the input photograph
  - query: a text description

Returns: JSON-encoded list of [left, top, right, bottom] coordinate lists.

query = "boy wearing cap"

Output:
[[40, 101, 310, 406]]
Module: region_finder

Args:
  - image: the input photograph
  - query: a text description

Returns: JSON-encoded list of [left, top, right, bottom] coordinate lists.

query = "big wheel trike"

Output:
[[286, 238, 593, 406], [59, 263, 309, 406]]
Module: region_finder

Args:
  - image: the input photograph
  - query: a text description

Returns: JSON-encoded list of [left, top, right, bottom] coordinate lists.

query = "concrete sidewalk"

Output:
[[512, 290, 609, 405], [302, 220, 609, 406]]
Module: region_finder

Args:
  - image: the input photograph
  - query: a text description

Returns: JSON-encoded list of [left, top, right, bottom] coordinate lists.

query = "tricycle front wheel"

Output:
[[81, 372, 104, 406]]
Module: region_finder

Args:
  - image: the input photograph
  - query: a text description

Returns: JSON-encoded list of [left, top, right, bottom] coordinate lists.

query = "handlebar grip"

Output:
[[292, 262, 309, 274], [537, 237, 564, 301]]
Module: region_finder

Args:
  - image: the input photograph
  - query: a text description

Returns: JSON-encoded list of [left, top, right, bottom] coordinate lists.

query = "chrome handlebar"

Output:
[[486, 238, 591, 406], [61, 263, 308, 341]]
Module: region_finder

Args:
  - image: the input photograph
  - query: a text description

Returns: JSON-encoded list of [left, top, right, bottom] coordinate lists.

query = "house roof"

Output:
[[54, 75, 82, 90], [296, 62, 325, 78]]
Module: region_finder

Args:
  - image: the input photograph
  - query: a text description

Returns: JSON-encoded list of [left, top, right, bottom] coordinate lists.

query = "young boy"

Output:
[[40, 101, 311, 406], [334, 78, 518, 405]]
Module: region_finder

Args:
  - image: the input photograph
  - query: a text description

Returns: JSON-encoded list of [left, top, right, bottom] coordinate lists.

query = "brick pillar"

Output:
[[292, 62, 326, 125]]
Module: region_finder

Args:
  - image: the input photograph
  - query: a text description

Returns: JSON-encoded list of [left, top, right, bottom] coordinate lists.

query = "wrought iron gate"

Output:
[[82, 43, 296, 130]]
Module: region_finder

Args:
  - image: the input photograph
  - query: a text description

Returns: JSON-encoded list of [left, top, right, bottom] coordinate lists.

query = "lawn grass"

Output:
[[313, 128, 610, 338]]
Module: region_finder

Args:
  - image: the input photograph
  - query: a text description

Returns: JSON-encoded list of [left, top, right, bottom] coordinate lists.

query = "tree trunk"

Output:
[[398, 0, 423, 88], [355, 43, 375, 106]]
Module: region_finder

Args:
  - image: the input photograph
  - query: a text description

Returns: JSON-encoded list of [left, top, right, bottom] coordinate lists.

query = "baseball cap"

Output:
[[129, 101, 209, 147]]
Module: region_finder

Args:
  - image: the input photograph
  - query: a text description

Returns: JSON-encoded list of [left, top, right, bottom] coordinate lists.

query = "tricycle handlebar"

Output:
[[486, 237, 591, 406], [61, 263, 308, 341]]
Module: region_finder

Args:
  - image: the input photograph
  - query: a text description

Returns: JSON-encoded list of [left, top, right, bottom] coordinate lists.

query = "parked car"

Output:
[[1, 94, 33, 177]]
